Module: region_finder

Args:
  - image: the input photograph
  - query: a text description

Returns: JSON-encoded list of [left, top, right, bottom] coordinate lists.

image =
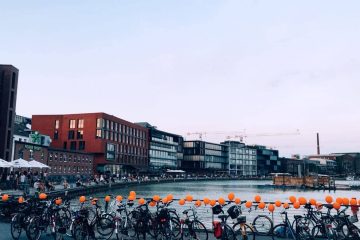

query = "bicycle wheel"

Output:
[[233, 223, 255, 240], [73, 222, 89, 240], [26, 216, 42, 240], [183, 219, 208, 240], [11, 213, 22, 240], [272, 224, 295, 239], [222, 224, 236, 240], [95, 216, 114, 240], [252, 215, 273, 235]]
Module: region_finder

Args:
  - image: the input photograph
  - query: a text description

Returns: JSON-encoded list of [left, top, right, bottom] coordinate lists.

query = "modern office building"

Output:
[[136, 122, 183, 173], [221, 141, 257, 176], [182, 141, 228, 173], [0, 65, 19, 161], [32, 113, 149, 175], [248, 145, 280, 176]]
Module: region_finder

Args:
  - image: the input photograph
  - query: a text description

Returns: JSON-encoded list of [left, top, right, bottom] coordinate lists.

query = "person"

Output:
[[45, 180, 55, 191], [76, 179, 82, 187], [63, 179, 69, 189]]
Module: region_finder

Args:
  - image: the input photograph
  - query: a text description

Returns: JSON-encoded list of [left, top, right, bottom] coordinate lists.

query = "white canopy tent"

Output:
[[0, 158, 13, 168], [11, 158, 33, 168], [29, 160, 51, 169]]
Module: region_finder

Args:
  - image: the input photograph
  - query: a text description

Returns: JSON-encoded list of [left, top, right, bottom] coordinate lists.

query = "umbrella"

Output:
[[29, 160, 51, 169], [0, 158, 13, 168], [11, 158, 33, 168]]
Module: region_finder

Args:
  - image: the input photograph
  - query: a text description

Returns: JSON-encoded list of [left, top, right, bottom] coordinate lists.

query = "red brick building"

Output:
[[32, 113, 149, 174], [14, 141, 93, 180]]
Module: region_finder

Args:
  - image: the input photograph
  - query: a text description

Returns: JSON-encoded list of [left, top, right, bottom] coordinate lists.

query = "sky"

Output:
[[1, 0, 360, 157]]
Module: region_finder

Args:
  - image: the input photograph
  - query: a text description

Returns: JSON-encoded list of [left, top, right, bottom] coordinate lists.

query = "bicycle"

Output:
[[180, 205, 208, 240], [212, 204, 236, 240]]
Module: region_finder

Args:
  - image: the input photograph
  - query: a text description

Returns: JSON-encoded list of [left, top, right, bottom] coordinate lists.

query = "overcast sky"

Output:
[[1, 0, 360, 157]]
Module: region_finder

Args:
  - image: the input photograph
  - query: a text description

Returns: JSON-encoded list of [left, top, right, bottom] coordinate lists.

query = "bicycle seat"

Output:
[[218, 214, 228, 221], [127, 202, 134, 207], [293, 215, 303, 220], [183, 210, 189, 215]]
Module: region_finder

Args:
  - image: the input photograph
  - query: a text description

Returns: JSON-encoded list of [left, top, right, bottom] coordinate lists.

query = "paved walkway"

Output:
[[0, 220, 290, 239]]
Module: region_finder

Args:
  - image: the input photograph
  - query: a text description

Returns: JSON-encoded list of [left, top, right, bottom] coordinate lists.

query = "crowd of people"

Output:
[[0, 170, 238, 194]]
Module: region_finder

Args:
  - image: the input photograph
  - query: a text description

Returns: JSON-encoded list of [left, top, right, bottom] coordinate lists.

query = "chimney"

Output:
[[317, 133, 320, 155]]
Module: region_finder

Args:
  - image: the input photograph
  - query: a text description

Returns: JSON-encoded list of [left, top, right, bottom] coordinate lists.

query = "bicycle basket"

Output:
[[212, 205, 222, 215], [227, 206, 240, 219], [237, 215, 246, 224]]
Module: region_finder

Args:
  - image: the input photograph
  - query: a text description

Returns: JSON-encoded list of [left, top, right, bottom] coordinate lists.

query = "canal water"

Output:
[[76, 180, 360, 229]]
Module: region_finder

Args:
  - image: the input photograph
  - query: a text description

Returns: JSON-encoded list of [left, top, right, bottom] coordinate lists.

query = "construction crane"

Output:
[[186, 130, 246, 141], [226, 129, 301, 143]]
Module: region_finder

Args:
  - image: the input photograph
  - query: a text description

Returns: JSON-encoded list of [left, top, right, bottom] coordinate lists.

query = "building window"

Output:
[[11, 72, 16, 89], [63, 142, 67, 149], [54, 130, 59, 140], [55, 120, 60, 129], [70, 141, 77, 150], [79, 141, 85, 150], [106, 143, 115, 160], [96, 129, 102, 138], [68, 130, 75, 139], [77, 130, 83, 139], [69, 120, 76, 129], [96, 118, 102, 128], [78, 119, 84, 128]]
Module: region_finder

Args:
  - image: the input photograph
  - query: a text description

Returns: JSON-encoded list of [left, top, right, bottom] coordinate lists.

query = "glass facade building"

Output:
[[221, 141, 257, 176], [183, 141, 228, 172], [248, 145, 280, 176], [136, 122, 183, 172]]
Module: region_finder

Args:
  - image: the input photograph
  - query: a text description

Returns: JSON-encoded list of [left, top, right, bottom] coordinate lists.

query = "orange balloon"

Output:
[[79, 196, 86, 203], [149, 201, 156, 207], [234, 198, 241, 205], [138, 198, 145, 205], [245, 201, 253, 208], [343, 198, 349, 205], [309, 199, 317, 206], [105, 195, 111, 202], [258, 202, 266, 209], [275, 200, 282, 207], [289, 196, 296, 203], [55, 198, 62, 205], [254, 195, 261, 202], [167, 194, 174, 201], [268, 204, 275, 212], [336, 197, 343, 204], [116, 195, 123, 201], [299, 197, 307, 205], [130, 191, 136, 197], [283, 203, 290, 209], [179, 199, 185, 205], [185, 195, 193, 202], [18, 196, 24, 204], [39, 193, 47, 200], [333, 202, 340, 210], [210, 200, 217, 207], [153, 195, 161, 202], [2, 194, 9, 201], [162, 197, 168, 204], [293, 201, 300, 209], [128, 195, 135, 201], [218, 197, 226, 205], [203, 197, 210, 205], [195, 200, 202, 207], [350, 198, 357, 206], [325, 195, 333, 204], [228, 192, 235, 201]]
